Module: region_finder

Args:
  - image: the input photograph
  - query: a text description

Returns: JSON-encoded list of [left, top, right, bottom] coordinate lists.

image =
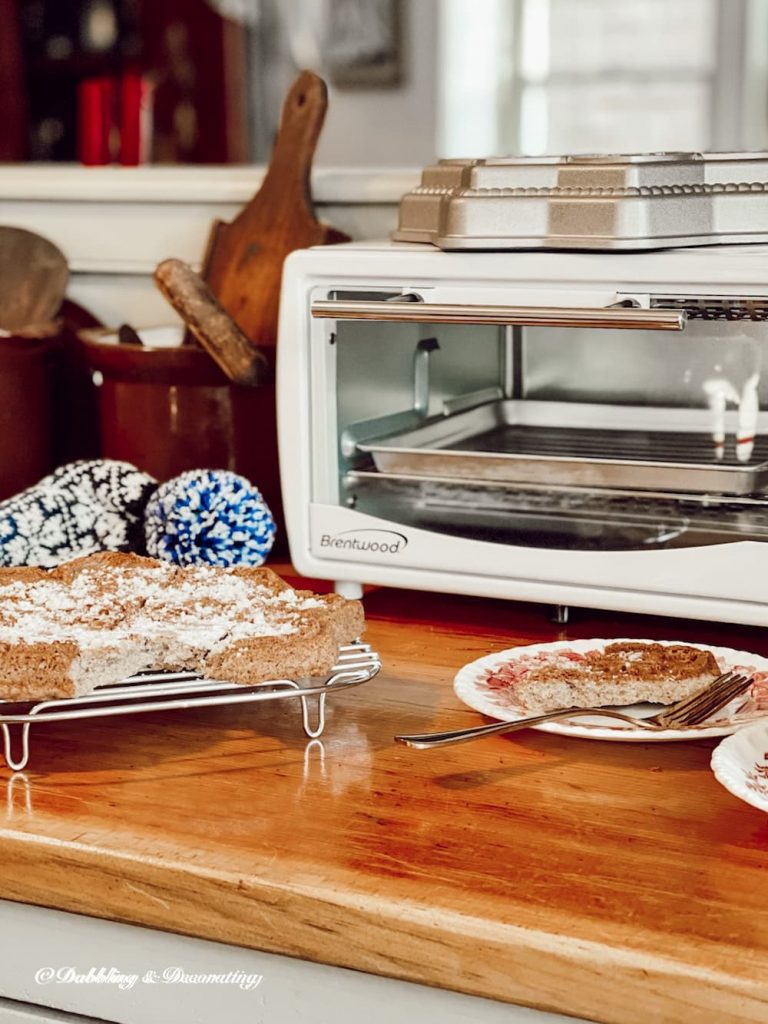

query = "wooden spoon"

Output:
[[0, 226, 68, 333]]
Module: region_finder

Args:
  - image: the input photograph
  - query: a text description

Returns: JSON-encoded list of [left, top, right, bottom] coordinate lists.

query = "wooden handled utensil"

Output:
[[201, 70, 350, 348], [0, 226, 68, 333], [154, 258, 270, 387]]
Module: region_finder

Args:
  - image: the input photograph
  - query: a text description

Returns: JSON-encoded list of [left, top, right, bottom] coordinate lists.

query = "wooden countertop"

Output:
[[2, 569, 768, 1024]]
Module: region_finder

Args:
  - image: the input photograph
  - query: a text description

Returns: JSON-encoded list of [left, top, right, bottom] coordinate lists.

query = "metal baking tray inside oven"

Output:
[[357, 401, 768, 496]]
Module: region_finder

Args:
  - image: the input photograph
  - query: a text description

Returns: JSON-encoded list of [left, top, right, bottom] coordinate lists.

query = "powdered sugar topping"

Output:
[[0, 562, 318, 647]]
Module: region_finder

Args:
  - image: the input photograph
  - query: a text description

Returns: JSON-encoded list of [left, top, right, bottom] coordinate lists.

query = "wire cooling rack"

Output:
[[0, 641, 380, 771]]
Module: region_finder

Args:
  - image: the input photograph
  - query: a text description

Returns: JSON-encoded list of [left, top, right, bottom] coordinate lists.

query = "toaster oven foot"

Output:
[[335, 580, 364, 600], [550, 604, 570, 625]]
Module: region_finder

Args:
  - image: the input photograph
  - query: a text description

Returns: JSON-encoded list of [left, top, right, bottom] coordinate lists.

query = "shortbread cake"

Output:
[[0, 553, 364, 701]]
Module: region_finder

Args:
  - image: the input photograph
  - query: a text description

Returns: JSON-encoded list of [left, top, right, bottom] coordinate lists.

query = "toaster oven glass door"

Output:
[[311, 294, 768, 554]]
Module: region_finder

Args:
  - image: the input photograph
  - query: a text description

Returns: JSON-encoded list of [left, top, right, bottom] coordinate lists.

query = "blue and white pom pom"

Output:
[[143, 470, 276, 567]]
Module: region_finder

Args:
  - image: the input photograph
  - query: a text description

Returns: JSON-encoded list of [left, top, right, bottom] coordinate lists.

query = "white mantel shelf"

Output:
[[0, 164, 420, 205], [0, 164, 420, 326]]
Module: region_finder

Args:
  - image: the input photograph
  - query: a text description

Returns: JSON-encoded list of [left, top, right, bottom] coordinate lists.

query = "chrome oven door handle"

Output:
[[310, 299, 686, 331]]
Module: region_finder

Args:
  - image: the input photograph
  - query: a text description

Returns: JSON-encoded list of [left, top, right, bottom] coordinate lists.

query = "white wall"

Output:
[[315, 0, 440, 167], [252, 0, 441, 168]]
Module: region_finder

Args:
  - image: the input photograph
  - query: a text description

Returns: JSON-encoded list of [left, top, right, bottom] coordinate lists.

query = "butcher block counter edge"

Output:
[[1, 831, 764, 1024]]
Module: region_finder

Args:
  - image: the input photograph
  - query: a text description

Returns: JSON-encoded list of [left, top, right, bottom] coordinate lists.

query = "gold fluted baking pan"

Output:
[[393, 152, 768, 251]]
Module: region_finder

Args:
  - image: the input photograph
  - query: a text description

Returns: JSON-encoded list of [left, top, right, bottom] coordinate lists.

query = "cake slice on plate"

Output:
[[483, 641, 721, 713]]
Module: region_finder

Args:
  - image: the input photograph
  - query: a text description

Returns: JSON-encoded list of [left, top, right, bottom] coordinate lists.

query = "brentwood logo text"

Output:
[[320, 529, 408, 554]]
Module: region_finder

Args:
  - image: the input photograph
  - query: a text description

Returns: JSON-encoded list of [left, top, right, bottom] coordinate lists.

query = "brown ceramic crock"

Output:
[[0, 326, 59, 501], [80, 331, 283, 538]]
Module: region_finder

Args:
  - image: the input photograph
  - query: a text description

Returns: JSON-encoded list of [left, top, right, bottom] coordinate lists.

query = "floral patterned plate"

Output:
[[454, 638, 768, 743], [711, 721, 768, 812]]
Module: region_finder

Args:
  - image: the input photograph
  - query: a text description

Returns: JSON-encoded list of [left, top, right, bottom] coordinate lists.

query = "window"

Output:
[[439, 0, 766, 157]]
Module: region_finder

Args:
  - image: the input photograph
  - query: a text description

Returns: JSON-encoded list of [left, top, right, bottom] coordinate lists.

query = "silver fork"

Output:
[[395, 670, 754, 749]]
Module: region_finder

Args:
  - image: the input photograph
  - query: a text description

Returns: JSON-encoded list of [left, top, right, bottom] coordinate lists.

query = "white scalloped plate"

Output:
[[454, 638, 768, 743], [711, 721, 768, 811]]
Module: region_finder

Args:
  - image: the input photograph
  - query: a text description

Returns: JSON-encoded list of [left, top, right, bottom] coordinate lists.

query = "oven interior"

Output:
[[329, 295, 768, 551]]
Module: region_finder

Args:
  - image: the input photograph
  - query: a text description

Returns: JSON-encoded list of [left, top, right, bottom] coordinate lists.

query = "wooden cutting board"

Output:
[[201, 70, 349, 349]]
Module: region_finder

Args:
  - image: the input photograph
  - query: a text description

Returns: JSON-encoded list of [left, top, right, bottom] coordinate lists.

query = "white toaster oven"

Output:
[[277, 241, 768, 625]]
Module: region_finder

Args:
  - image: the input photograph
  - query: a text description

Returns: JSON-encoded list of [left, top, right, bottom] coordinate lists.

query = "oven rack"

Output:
[[358, 400, 768, 496], [0, 641, 381, 772]]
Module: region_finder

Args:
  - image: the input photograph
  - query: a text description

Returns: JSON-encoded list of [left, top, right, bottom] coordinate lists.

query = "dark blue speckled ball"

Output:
[[143, 470, 276, 567]]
